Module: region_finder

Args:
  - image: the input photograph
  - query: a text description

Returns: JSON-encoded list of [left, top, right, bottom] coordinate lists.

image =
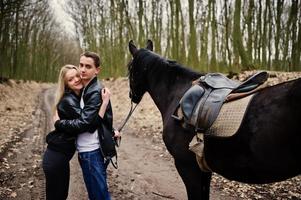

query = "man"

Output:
[[54, 51, 118, 200]]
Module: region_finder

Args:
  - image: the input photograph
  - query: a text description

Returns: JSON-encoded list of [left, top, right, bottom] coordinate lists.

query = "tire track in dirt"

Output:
[[0, 88, 49, 200]]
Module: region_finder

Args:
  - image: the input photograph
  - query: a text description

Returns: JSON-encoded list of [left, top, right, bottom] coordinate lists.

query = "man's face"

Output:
[[79, 56, 100, 83]]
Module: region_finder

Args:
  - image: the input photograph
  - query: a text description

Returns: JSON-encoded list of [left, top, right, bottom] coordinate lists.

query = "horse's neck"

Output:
[[146, 72, 194, 119]]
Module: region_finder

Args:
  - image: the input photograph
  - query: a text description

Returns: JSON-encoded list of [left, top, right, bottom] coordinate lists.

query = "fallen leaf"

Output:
[[10, 192, 17, 198]]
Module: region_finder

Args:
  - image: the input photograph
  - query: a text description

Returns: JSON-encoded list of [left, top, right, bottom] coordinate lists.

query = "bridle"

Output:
[[117, 100, 138, 133], [115, 59, 140, 146], [110, 87, 138, 169]]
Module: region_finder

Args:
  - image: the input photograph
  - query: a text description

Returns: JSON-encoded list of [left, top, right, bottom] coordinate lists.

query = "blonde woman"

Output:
[[42, 65, 110, 200]]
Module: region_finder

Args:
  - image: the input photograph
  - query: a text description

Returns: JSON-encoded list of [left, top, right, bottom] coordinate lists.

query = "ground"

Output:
[[0, 71, 300, 200]]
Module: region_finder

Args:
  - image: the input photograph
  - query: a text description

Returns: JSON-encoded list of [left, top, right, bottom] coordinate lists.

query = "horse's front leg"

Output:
[[175, 159, 212, 200]]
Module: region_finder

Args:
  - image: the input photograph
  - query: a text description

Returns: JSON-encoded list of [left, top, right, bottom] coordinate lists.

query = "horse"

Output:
[[127, 40, 301, 200]]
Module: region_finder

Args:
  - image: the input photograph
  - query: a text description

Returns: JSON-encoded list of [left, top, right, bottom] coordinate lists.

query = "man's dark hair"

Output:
[[81, 51, 101, 67]]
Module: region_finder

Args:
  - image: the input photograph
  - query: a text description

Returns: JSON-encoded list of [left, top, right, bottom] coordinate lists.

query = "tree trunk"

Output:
[[295, 14, 301, 70], [255, 1, 262, 65], [210, 0, 217, 71], [291, 0, 299, 71], [233, 0, 251, 71], [200, 1, 209, 71], [267, 0, 272, 70], [274, 0, 284, 70], [137, 0, 144, 46], [262, 0, 268, 69], [174, 0, 180, 60], [246, 0, 254, 64], [224, 0, 232, 70], [188, 0, 198, 68], [168, 0, 175, 58], [283, 0, 296, 71], [13, 3, 20, 77], [179, 2, 186, 64]]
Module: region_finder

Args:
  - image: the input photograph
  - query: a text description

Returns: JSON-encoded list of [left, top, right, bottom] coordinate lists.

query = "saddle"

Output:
[[173, 71, 268, 133]]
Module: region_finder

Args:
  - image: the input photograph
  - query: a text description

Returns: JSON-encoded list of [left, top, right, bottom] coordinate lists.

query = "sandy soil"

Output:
[[0, 72, 300, 200], [0, 80, 51, 199]]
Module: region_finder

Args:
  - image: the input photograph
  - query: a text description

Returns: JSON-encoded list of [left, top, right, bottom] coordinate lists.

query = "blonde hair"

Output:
[[54, 65, 80, 111]]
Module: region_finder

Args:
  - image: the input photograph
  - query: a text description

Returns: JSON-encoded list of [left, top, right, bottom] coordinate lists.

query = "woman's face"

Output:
[[65, 68, 83, 93]]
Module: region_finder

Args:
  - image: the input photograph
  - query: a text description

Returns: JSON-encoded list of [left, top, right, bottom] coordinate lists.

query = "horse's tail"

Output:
[[289, 78, 301, 109]]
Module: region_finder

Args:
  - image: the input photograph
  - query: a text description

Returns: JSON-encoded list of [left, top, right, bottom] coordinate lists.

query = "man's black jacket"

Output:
[[54, 76, 116, 158]]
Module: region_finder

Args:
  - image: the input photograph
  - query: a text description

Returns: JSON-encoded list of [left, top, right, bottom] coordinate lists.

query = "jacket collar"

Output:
[[65, 89, 81, 99], [84, 76, 98, 90]]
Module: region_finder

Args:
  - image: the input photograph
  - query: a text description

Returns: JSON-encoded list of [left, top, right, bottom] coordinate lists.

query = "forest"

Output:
[[0, 0, 300, 82]]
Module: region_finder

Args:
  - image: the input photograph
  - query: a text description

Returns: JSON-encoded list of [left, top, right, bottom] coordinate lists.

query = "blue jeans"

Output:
[[78, 149, 111, 200]]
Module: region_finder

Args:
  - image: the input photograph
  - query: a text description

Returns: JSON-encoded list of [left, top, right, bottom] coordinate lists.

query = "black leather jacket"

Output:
[[46, 90, 81, 156], [54, 77, 116, 158]]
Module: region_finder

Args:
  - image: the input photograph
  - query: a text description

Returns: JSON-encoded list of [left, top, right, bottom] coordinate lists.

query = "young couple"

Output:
[[42, 52, 120, 200]]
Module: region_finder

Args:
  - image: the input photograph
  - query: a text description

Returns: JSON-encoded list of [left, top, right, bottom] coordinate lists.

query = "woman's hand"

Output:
[[101, 88, 111, 106], [99, 87, 111, 118]]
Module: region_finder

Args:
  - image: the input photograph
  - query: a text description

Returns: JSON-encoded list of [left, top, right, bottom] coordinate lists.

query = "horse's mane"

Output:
[[132, 49, 202, 84]]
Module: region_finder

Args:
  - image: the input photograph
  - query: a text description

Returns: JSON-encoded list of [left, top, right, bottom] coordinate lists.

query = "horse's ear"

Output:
[[129, 40, 137, 56], [146, 39, 153, 51]]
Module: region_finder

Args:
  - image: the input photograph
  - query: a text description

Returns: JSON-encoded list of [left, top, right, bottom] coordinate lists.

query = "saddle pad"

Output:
[[205, 94, 254, 137]]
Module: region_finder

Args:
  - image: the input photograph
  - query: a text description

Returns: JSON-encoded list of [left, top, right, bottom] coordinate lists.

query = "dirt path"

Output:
[[0, 74, 300, 199], [43, 83, 233, 200], [0, 87, 49, 199], [104, 78, 236, 200], [40, 85, 189, 200], [108, 132, 239, 200], [108, 133, 187, 200], [41, 80, 234, 200]]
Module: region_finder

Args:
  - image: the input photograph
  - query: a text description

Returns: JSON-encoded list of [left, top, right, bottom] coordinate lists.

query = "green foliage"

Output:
[[0, 0, 80, 82], [1, 0, 300, 82], [69, 0, 300, 75]]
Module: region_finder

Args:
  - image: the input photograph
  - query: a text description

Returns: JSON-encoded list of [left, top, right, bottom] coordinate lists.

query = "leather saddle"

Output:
[[173, 71, 268, 133]]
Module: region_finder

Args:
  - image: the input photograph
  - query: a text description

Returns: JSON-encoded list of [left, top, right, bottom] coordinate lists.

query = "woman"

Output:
[[42, 65, 111, 200]]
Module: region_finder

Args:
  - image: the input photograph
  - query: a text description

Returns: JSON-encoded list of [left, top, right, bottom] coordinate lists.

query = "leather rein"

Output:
[[115, 100, 138, 146], [115, 60, 139, 146]]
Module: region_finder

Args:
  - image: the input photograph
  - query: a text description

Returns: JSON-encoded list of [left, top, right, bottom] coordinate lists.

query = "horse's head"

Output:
[[127, 40, 153, 103]]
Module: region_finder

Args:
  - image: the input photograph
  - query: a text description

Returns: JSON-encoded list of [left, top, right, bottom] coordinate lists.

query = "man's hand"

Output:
[[113, 130, 122, 138], [113, 130, 122, 147]]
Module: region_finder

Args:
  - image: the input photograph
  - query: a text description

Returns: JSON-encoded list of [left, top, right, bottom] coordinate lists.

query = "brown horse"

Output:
[[127, 40, 301, 200]]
